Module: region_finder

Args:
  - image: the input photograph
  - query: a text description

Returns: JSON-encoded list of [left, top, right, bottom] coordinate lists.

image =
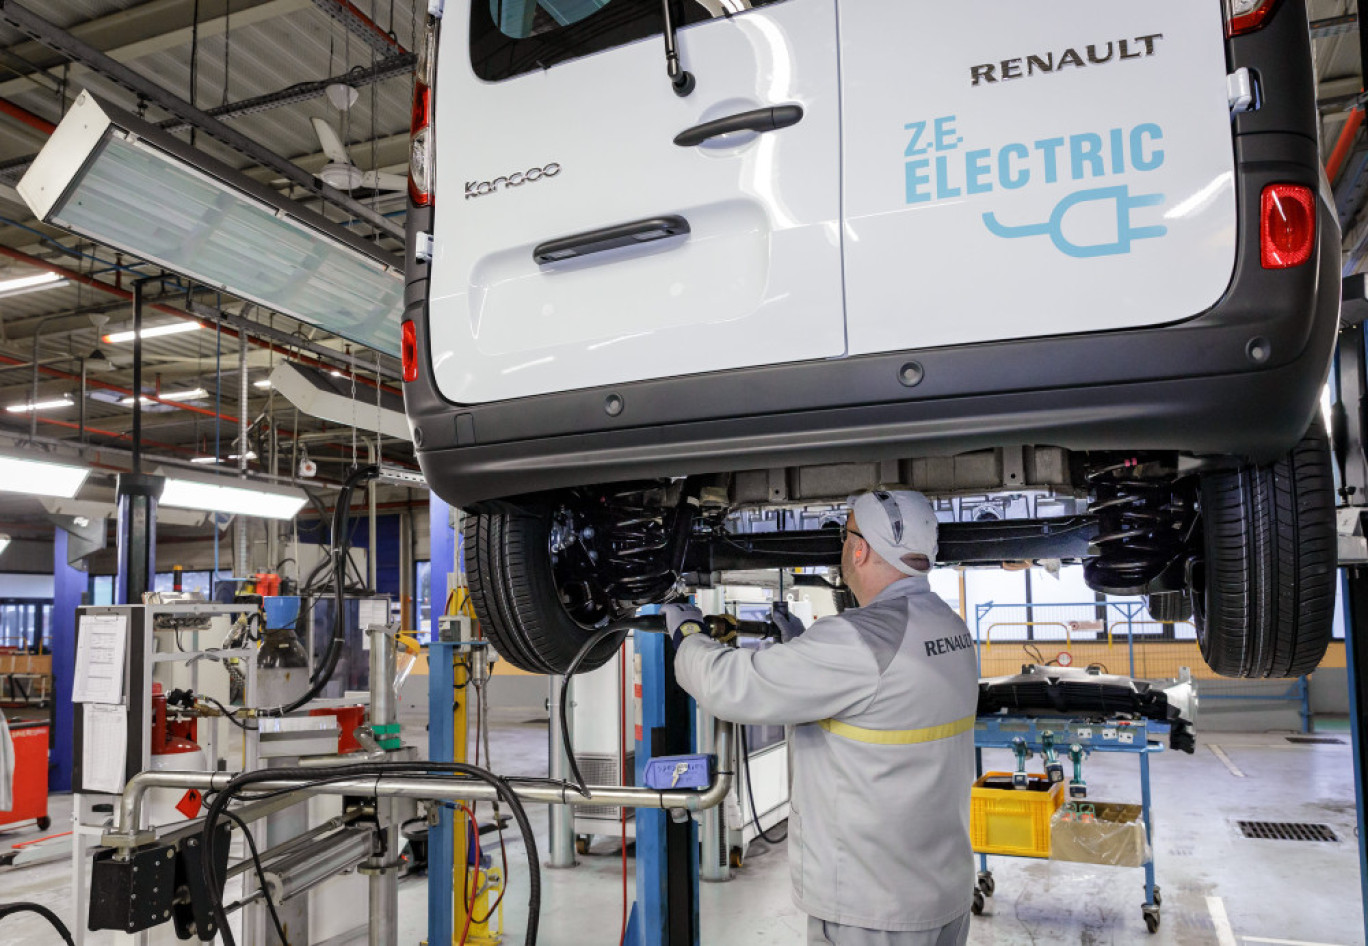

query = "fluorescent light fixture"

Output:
[[253, 379, 272, 389], [0, 453, 89, 498], [0, 534, 9, 557], [157, 468, 306, 520], [20, 92, 403, 357], [0, 271, 68, 299], [189, 451, 256, 464], [6, 396, 74, 413], [103, 321, 202, 344], [117, 387, 208, 406]]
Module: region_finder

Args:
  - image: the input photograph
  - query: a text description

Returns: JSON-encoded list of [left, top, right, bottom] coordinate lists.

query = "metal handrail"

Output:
[[983, 621, 1071, 650]]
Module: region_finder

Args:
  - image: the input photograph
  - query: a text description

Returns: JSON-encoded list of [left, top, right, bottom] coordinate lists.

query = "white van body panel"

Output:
[[428, 1, 843, 404], [840, 0, 1238, 355]]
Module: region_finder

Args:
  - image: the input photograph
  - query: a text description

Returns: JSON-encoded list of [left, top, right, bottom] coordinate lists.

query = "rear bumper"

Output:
[[404, 2, 1339, 509]]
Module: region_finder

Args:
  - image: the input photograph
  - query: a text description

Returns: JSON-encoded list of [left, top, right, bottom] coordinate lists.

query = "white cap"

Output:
[[847, 489, 939, 576]]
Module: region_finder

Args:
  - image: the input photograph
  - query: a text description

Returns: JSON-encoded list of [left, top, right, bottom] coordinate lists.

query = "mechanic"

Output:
[[666, 489, 979, 946]]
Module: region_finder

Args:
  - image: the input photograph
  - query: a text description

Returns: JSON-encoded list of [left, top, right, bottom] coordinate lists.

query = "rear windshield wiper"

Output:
[[662, 0, 696, 96]]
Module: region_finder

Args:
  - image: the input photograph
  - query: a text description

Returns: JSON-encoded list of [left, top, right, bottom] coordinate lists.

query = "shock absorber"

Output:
[[605, 500, 673, 603], [1083, 459, 1192, 596], [602, 485, 697, 606]]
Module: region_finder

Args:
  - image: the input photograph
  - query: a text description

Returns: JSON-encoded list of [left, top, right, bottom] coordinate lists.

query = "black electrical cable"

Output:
[[217, 809, 289, 945], [559, 626, 624, 796], [738, 725, 788, 845], [200, 695, 257, 731], [0, 902, 74, 946], [199, 761, 540, 946], [254, 465, 378, 718]]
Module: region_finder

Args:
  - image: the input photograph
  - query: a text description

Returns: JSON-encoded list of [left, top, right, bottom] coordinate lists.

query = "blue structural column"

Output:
[[429, 492, 454, 641], [49, 530, 83, 792], [627, 631, 700, 946]]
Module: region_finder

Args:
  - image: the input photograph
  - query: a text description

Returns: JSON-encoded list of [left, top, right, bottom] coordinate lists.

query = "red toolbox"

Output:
[[1, 721, 50, 830]]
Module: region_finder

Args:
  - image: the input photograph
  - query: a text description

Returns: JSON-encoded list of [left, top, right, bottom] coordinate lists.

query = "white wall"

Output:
[[0, 573, 54, 598]]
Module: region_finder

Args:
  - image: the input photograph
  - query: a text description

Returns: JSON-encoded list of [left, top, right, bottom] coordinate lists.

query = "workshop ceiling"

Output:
[[0, 0, 414, 500], [0, 0, 1361, 530]]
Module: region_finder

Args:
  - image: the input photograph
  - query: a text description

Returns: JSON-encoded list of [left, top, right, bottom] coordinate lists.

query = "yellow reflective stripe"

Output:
[[817, 714, 975, 746]]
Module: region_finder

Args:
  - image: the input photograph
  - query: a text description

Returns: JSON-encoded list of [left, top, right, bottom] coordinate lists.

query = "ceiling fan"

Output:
[[310, 116, 406, 193]]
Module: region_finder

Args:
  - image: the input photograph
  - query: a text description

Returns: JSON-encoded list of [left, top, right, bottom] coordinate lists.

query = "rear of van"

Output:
[[403, 0, 1337, 508]]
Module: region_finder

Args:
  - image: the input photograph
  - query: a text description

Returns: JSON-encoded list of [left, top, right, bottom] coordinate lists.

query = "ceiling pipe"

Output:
[[0, 245, 400, 393], [0, 1, 404, 241], [0, 351, 239, 422], [0, 96, 54, 135], [15, 414, 191, 453], [1327, 107, 1364, 184], [310, 0, 408, 56]]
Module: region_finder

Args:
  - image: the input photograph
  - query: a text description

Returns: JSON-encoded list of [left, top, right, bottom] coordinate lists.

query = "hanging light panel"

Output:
[[19, 91, 403, 356]]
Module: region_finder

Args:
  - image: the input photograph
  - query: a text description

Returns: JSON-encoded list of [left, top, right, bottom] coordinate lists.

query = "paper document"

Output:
[[82, 703, 128, 794], [73, 613, 128, 704]]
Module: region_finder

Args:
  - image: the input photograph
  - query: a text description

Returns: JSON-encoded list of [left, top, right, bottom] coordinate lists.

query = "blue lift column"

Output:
[[427, 490, 458, 946], [428, 638, 458, 946], [1333, 290, 1368, 946], [626, 631, 701, 946]]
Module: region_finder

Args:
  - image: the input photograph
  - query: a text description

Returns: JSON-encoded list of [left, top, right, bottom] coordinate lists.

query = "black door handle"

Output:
[[673, 104, 804, 148], [534, 215, 690, 265]]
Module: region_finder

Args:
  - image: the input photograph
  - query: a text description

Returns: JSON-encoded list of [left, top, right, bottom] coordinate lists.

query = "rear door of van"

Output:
[[839, 0, 1238, 357], [428, 0, 843, 405]]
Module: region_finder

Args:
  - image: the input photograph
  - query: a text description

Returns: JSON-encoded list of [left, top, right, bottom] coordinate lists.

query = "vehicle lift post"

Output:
[[1332, 286, 1368, 946], [625, 630, 702, 946]]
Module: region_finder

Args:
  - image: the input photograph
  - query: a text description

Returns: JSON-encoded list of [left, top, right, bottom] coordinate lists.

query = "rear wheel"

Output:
[[1192, 423, 1336, 678], [464, 509, 625, 674]]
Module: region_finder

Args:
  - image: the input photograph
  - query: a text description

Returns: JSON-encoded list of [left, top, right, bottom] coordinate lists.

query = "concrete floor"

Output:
[[1, 716, 1363, 945]]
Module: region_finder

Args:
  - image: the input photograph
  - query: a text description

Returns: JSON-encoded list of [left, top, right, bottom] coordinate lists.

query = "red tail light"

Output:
[[1226, 0, 1281, 37], [401, 320, 418, 382], [409, 21, 437, 207], [1260, 184, 1315, 270]]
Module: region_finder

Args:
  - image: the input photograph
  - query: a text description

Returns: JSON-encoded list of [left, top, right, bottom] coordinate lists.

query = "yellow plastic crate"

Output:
[[971, 771, 1064, 858]]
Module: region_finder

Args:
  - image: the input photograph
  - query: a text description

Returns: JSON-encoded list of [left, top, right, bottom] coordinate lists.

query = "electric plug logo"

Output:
[[903, 115, 1168, 258], [983, 187, 1167, 258]]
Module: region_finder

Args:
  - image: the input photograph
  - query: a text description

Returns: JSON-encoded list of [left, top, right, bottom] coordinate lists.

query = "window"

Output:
[[91, 575, 114, 606], [472, 0, 788, 82], [0, 600, 49, 651], [415, 560, 433, 641]]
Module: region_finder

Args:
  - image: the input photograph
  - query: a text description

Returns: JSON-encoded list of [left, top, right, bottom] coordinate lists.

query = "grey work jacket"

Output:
[[675, 576, 979, 931]]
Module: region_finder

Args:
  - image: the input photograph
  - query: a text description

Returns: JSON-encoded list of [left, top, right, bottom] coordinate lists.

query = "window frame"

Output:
[[470, 0, 789, 83]]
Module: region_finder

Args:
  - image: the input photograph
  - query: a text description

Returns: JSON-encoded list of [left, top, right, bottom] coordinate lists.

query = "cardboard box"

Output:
[[1050, 802, 1150, 867]]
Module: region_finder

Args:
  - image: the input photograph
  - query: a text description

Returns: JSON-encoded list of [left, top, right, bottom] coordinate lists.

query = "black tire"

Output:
[[971, 889, 985, 916], [1144, 590, 1191, 625], [465, 510, 626, 674], [1193, 423, 1336, 678]]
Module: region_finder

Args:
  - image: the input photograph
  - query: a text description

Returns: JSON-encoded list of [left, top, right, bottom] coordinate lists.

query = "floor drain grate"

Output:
[[1286, 736, 1343, 745], [1238, 821, 1338, 842]]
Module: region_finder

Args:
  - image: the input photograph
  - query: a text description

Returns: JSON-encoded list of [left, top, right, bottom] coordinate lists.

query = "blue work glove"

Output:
[[663, 603, 708, 650], [770, 602, 807, 643]]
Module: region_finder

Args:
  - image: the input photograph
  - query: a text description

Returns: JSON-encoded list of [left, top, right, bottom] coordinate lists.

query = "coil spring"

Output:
[[605, 497, 677, 604], [1083, 460, 1191, 595]]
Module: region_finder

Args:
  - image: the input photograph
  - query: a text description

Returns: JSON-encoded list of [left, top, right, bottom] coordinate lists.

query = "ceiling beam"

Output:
[[0, 0, 308, 99], [0, 1, 403, 240], [0, 244, 400, 392]]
